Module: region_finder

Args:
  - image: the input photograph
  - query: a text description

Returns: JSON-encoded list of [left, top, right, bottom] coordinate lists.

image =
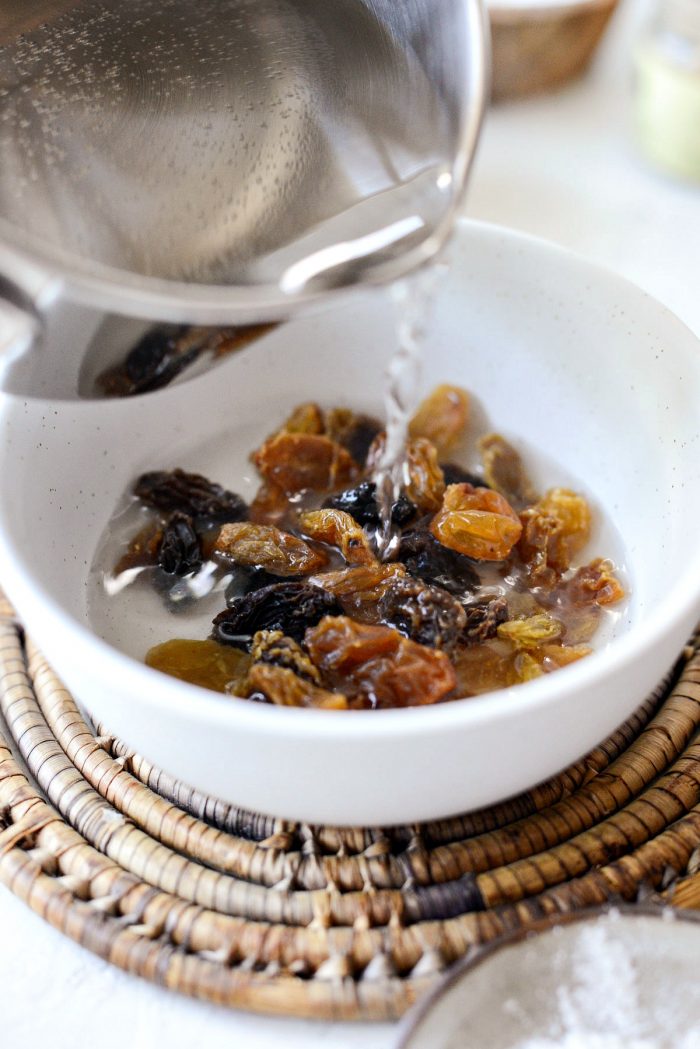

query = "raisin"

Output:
[[298, 509, 376, 566], [324, 408, 383, 465], [245, 663, 348, 709], [462, 597, 509, 642], [211, 324, 277, 358], [253, 433, 357, 495], [397, 529, 480, 596], [409, 384, 469, 457], [249, 630, 321, 684], [212, 582, 341, 648], [304, 616, 456, 708], [431, 483, 522, 561], [145, 638, 251, 694], [309, 564, 407, 621], [478, 434, 537, 509], [518, 488, 592, 584], [367, 435, 445, 512], [514, 652, 545, 682], [135, 469, 248, 524], [441, 463, 486, 488], [323, 482, 416, 528], [452, 639, 518, 696], [157, 512, 203, 576], [565, 558, 625, 607], [97, 327, 192, 397], [538, 643, 592, 670], [248, 481, 290, 527], [214, 522, 327, 576], [378, 577, 466, 649], [227, 565, 289, 600], [497, 613, 563, 649], [280, 402, 324, 435], [114, 519, 163, 574]]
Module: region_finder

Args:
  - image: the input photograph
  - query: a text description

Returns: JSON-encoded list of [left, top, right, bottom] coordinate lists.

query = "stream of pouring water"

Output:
[[373, 263, 445, 556]]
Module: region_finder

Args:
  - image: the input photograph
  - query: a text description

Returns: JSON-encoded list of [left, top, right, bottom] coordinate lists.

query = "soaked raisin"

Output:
[[212, 582, 341, 648], [514, 652, 544, 682], [323, 482, 416, 529], [309, 564, 407, 621], [114, 519, 164, 574], [409, 384, 469, 457], [452, 639, 518, 696], [478, 434, 537, 509], [565, 558, 625, 607], [378, 577, 466, 649], [280, 402, 324, 435], [367, 435, 445, 512], [145, 638, 251, 694], [245, 663, 348, 709], [135, 469, 248, 524], [249, 630, 321, 683], [214, 522, 327, 576], [518, 488, 592, 584], [253, 433, 357, 495], [397, 530, 480, 596], [298, 509, 376, 566], [441, 463, 486, 488], [158, 513, 203, 576], [324, 408, 382, 465], [248, 481, 290, 527], [497, 613, 563, 649], [305, 616, 456, 708], [431, 483, 522, 561], [538, 643, 592, 670], [462, 597, 509, 642]]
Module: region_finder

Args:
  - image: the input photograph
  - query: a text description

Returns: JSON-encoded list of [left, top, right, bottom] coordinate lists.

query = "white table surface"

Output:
[[2, 2, 698, 1045]]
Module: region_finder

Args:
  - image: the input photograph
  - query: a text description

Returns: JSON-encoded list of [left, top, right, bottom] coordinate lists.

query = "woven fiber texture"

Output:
[[1, 597, 700, 1021]]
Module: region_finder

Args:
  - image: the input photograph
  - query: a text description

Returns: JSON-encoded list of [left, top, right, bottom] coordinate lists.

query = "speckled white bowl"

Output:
[[1, 220, 699, 825]]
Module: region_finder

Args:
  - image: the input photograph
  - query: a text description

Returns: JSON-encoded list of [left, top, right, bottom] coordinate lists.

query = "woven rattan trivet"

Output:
[[2, 591, 700, 1022]]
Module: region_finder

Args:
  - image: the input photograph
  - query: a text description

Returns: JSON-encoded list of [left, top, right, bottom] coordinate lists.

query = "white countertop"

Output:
[[2, 2, 698, 1046]]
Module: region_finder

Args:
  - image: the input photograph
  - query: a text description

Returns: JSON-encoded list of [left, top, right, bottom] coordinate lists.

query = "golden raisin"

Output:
[[538, 643, 592, 670], [309, 564, 406, 621], [114, 519, 163, 574], [299, 509, 377, 566], [368, 434, 446, 512], [409, 384, 469, 457], [248, 481, 290, 527], [280, 402, 324, 435], [253, 433, 357, 495], [145, 638, 251, 694], [214, 522, 327, 576], [246, 663, 348, 709], [451, 640, 518, 696], [566, 558, 625, 606], [497, 613, 563, 649], [518, 488, 592, 585], [304, 616, 456, 708], [514, 652, 544, 682], [478, 433, 537, 509], [430, 483, 522, 561]]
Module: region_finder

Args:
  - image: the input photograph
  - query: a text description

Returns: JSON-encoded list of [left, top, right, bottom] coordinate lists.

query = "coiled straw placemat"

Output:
[[1, 590, 700, 1021]]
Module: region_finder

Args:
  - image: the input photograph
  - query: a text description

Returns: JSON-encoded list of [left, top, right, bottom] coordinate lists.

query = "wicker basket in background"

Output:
[[489, 0, 620, 101]]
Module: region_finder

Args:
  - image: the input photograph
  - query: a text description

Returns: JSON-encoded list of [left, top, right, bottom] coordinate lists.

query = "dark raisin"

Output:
[[157, 512, 203, 575], [391, 494, 417, 526], [224, 566, 288, 604], [135, 469, 248, 525], [323, 481, 416, 529], [398, 530, 480, 596], [378, 577, 466, 649], [212, 582, 342, 649], [463, 597, 509, 642], [440, 462, 488, 488], [98, 327, 203, 397], [325, 409, 382, 464]]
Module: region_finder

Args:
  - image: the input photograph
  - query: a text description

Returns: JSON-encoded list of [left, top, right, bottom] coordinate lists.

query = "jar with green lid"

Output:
[[635, 0, 700, 181]]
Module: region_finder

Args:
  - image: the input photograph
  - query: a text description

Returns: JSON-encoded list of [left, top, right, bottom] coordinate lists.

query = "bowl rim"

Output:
[[1, 218, 700, 744], [395, 903, 700, 1049]]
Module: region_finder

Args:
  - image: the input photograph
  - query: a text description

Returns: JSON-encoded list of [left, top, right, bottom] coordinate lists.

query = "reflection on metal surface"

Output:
[[0, 0, 487, 320]]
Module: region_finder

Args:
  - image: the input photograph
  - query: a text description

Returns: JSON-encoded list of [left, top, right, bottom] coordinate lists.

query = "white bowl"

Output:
[[1, 220, 699, 826]]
